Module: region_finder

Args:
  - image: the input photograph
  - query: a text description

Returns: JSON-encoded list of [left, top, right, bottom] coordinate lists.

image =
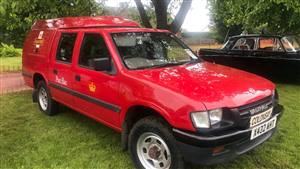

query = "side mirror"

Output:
[[197, 50, 202, 57], [94, 57, 111, 71]]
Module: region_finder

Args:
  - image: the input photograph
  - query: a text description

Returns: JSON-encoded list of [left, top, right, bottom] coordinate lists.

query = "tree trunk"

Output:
[[151, 0, 169, 29], [169, 0, 192, 33], [134, 0, 152, 28], [134, 0, 192, 33]]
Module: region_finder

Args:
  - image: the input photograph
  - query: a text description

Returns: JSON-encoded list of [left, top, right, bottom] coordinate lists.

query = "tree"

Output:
[[208, 0, 243, 42], [134, 0, 192, 33], [208, 0, 300, 42], [0, 0, 104, 47], [101, 2, 156, 27]]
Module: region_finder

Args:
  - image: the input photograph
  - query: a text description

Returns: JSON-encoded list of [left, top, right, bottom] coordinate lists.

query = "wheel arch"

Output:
[[33, 72, 47, 89], [32, 72, 48, 102], [121, 104, 173, 150]]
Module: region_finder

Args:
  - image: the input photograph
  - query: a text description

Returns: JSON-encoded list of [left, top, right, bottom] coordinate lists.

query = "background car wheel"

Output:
[[129, 116, 184, 169], [37, 81, 59, 116]]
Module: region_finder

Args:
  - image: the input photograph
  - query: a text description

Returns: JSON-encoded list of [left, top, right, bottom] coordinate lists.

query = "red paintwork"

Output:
[[22, 16, 275, 133]]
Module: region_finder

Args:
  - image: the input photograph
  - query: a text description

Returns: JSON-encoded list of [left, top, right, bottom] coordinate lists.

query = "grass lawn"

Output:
[[0, 84, 299, 169], [0, 57, 22, 72]]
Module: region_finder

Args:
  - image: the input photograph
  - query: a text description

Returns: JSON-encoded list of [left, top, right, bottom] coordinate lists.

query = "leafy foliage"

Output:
[[102, 2, 157, 28], [0, 0, 192, 47], [0, 0, 104, 47], [102, 0, 188, 33], [208, 0, 300, 42], [0, 43, 22, 57], [208, 0, 243, 42]]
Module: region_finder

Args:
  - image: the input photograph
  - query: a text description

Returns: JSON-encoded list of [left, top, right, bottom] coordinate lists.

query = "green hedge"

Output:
[[0, 43, 22, 57]]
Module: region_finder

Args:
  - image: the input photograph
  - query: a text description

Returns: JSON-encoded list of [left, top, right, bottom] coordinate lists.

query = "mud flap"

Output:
[[32, 89, 38, 102], [121, 121, 129, 151]]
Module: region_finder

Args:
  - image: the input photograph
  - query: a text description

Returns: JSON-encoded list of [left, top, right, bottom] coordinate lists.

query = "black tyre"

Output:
[[37, 81, 59, 116], [129, 116, 184, 169]]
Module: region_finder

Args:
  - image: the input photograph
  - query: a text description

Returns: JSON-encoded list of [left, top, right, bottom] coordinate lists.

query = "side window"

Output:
[[258, 38, 283, 51], [56, 33, 77, 63], [232, 38, 255, 50], [78, 33, 111, 69]]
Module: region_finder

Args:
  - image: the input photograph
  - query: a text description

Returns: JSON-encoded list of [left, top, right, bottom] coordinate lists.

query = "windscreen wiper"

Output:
[[151, 62, 190, 68], [132, 60, 198, 70]]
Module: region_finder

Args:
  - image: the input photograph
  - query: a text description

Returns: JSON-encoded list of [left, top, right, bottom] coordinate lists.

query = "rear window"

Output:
[[56, 33, 77, 63]]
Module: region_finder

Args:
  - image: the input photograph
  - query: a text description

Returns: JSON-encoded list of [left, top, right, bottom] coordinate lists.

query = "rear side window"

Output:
[[258, 38, 283, 51], [56, 33, 77, 63], [78, 33, 111, 69]]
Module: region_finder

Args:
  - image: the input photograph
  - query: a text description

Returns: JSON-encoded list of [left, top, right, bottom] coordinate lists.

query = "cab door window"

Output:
[[78, 33, 111, 70], [232, 38, 255, 50], [56, 33, 77, 63]]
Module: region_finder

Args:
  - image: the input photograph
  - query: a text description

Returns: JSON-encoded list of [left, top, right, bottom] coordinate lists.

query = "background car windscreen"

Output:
[[281, 36, 300, 52]]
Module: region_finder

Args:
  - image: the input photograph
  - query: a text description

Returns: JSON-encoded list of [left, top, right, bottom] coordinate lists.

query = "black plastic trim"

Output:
[[32, 89, 38, 102], [48, 82, 121, 113], [173, 126, 252, 142], [173, 104, 283, 147], [173, 104, 284, 165], [176, 128, 276, 165]]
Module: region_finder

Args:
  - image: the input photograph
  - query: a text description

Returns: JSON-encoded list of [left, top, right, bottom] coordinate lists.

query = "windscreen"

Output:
[[281, 36, 300, 52], [111, 32, 198, 70]]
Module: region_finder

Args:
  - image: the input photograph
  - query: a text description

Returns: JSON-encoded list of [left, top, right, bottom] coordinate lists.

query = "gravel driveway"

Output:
[[0, 72, 30, 95]]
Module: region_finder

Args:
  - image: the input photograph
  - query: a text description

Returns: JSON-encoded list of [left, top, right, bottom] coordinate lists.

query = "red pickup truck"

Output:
[[22, 16, 283, 169]]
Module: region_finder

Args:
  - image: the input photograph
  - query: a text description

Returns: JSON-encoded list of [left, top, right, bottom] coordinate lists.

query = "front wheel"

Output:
[[129, 116, 184, 169]]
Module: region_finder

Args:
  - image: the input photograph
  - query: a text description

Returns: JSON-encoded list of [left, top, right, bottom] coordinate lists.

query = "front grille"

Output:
[[238, 96, 273, 114], [230, 96, 274, 129]]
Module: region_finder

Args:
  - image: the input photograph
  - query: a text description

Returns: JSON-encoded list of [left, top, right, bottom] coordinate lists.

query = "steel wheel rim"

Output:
[[38, 87, 48, 111], [137, 132, 171, 169]]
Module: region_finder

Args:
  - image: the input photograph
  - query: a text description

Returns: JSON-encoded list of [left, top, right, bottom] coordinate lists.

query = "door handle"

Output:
[[75, 75, 81, 81], [53, 69, 58, 74]]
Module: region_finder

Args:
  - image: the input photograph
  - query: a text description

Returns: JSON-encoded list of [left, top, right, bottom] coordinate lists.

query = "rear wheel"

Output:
[[37, 81, 58, 116], [129, 116, 184, 169]]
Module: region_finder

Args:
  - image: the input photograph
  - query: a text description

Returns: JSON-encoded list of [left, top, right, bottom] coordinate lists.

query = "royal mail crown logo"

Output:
[[89, 82, 96, 92]]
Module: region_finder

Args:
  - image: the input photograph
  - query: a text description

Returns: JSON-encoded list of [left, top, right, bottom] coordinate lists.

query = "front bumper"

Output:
[[173, 104, 284, 165]]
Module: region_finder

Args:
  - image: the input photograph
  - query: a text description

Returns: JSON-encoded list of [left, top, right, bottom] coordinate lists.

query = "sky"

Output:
[[104, 0, 210, 32]]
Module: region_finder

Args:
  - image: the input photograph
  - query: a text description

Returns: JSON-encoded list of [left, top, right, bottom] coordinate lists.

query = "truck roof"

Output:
[[31, 16, 140, 30], [230, 34, 283, 39]]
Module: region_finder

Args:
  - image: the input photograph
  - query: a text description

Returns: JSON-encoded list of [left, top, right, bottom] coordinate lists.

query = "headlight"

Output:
[[209, 109, 223, 125], [191, 109, 223, 128], [191, 111, 210, 128]]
